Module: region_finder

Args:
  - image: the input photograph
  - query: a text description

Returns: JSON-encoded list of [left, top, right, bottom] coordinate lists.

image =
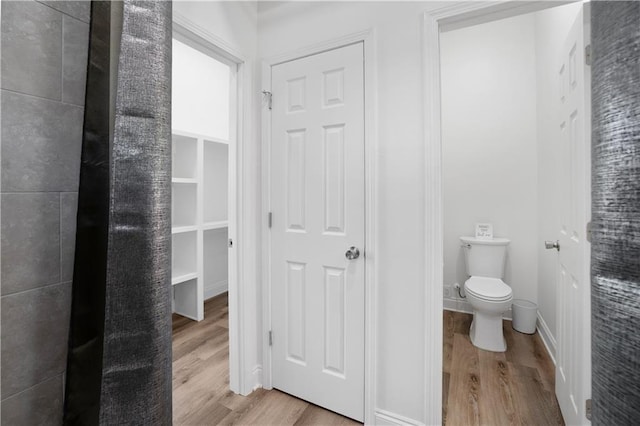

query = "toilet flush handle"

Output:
[[545, 240, 560, 251], [461, 243, 472, 249]]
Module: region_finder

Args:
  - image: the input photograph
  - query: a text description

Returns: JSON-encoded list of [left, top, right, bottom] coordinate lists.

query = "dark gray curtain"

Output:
[[64, 1, 173, 424], [591, 1, 640, 424]]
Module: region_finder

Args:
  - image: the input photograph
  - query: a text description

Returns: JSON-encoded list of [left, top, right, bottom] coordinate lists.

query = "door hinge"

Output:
[[585, 44, 592, 66], [228, 238, 233, 248], [268, 212, 272, 228], [262, 90, 272, 110], [586, 221, 592, 243], [268, 330, 273, 346], [586, 399, 592, 421]]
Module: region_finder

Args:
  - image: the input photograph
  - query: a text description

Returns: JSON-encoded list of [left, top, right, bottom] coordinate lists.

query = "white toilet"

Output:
[[460, 236, 512, 352]]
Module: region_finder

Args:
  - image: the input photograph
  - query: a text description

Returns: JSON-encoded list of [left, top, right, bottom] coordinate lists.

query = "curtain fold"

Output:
[[65, 1, 173, 424], [591, 1, 640, 424]]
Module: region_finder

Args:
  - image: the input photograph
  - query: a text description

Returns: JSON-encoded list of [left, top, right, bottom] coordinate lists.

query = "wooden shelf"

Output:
[[172, 183, 197, 228], [171, 128, 229, 322], [173, 129, 229, 145], [204, 136, 229, 145], [204, 142, 228, 223], [172, 225, 197, 234], [172, 133, 197, 180], [172, 177, 197, 184], [203, 221, 228, 231], [172, 272, 198, 286], [172, 129, 206, 139]]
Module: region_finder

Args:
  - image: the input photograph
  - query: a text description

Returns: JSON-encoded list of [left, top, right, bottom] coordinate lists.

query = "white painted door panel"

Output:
[[556, 7, 591, 425], [270, 43, 365, 421]]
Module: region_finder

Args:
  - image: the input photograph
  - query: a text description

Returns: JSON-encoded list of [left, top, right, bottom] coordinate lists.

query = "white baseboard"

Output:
[[374, 409, 424, 426], [443, 298, 513, 320], [536, 312, 556, 365], [443, 298, 473, 314], [251, 365, 262, 392], [204, 280, 228, 301]]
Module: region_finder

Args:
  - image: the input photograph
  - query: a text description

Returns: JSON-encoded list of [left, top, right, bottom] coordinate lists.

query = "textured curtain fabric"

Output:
[[591, 1, 640, 424], [64, 1, 173, 424]]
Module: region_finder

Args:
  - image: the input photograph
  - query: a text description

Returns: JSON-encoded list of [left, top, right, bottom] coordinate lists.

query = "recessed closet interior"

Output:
[[171, 33, 232, 321]]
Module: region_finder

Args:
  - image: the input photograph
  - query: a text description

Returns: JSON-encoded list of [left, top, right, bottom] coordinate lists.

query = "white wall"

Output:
[[203, 142, 230, 299], [173, 1, 437, 418], [174, 0, 258, 59], [204, 228, 229, 299], [534, 2, 582, 354], [172, 4, 441, 416], [172, 38, 231, 138], [258, 2, 438, 423], [440, 3, 583, 357], [441, 15, 539, 311], [172, 1, 583, 422]]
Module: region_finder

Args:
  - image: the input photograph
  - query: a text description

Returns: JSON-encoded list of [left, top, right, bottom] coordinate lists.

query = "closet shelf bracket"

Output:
[[262, 90, 272, 110]]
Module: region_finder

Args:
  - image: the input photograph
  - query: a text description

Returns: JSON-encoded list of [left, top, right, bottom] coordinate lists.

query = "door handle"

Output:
[[545, 240, 560, 251], [345, 246, 360, 260]]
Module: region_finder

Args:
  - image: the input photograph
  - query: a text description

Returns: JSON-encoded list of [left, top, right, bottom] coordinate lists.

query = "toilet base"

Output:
[[469, 311, 507, 352]]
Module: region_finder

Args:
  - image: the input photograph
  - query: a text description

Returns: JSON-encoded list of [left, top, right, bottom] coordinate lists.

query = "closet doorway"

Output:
[[170, 24, 239, 423]]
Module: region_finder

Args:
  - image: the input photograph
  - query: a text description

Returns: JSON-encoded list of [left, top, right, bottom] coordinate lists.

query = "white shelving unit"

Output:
[[171, 130, 229, 321]]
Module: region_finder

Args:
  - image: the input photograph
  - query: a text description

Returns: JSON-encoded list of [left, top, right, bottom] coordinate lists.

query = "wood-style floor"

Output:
[[174, 296, 564, 425], [172, 293, 359, 425], [443, 310, 565, 425]]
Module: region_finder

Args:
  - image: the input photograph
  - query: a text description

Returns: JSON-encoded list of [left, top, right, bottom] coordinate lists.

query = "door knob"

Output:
[[545, 240, 560, 251], [345, 246, 360, 260]]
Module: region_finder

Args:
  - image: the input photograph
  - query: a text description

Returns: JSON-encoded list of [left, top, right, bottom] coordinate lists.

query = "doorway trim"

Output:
[[422, 1, 586, 424], [260, 29, 378, 424], [173, 12, 251, 395]]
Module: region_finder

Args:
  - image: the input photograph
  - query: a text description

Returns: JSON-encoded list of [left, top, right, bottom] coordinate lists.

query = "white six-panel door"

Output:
[[269, 42, 365, 421], [556, 7, 591, 425]]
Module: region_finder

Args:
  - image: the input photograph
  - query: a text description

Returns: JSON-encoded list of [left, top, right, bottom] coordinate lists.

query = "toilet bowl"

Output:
[[464, 276, 513, 352], [460, 236, 512, 352]]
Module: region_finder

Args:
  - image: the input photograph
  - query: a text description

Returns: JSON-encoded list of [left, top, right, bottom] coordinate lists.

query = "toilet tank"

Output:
[[460, 236, 510, 278]]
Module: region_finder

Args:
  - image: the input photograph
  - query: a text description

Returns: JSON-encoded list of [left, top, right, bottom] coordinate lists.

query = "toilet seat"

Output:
[[465, 276, 512, 301]]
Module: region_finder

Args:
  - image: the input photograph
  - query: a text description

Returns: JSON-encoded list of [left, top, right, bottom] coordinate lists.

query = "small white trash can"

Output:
[[512, 299, 537, 334]]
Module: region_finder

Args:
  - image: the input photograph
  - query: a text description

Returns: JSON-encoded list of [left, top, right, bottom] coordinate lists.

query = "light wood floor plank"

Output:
[[504, 321, 556, 392], [294, 404, 361, 426], [442, 371, 451, 424], [443, 310, 455, 374], [215, 388, 269, 425], [447, 333, 481, 425], [174, 299, 564, 426], [220, 390, 309, 425], [179, 402, 232, 426], [173, 293, 360, 425], [443, 310, 564, 426], [477, 350, 518, 425]]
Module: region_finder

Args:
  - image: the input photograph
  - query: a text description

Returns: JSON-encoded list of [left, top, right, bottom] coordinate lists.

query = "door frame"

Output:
[[422, 1, 589, 424], [173, 12, 251, 395], [261, 29, 378, 424]]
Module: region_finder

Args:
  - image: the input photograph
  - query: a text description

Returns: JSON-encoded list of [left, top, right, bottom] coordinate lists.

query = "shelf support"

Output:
[[262, 90, 272, 110]]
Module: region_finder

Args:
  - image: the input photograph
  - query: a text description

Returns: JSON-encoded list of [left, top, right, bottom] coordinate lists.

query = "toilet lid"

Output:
[[465, 277, 512, 301]]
